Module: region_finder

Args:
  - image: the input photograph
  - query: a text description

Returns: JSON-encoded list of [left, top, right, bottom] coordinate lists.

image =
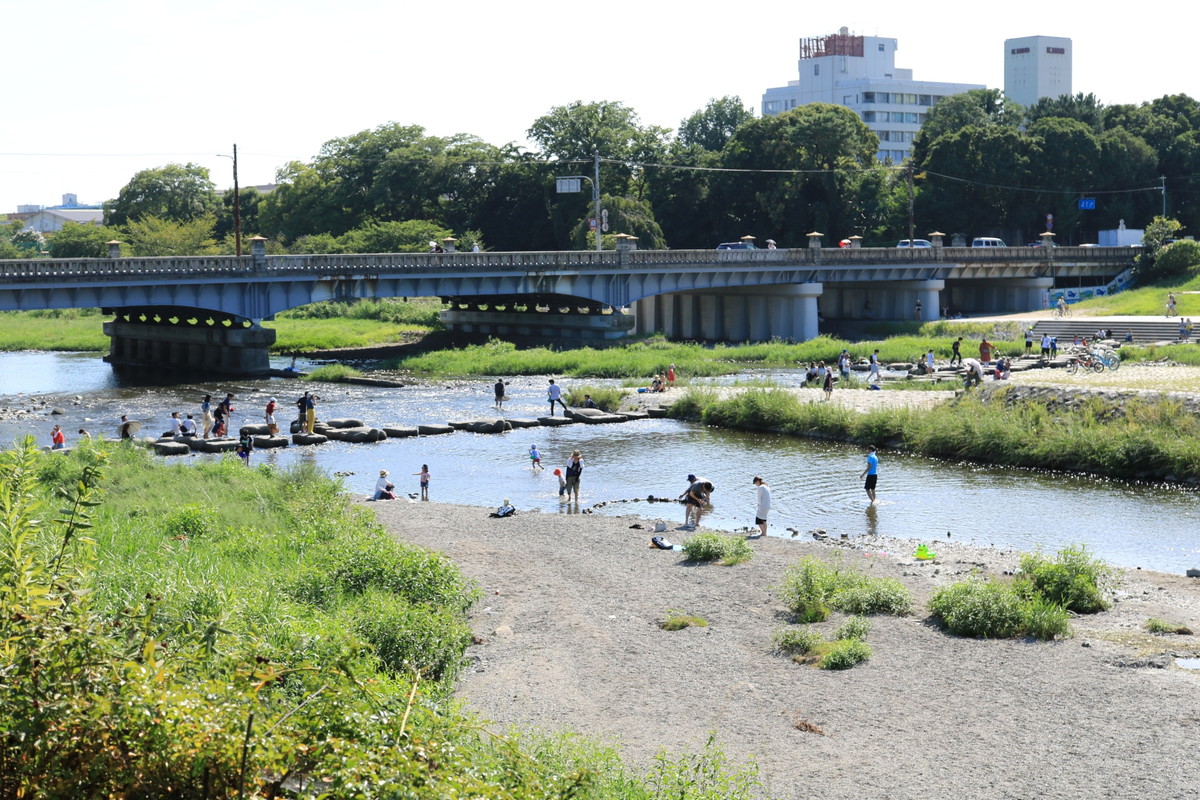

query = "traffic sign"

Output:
[[588, 218, 598, 230], [556, 178, 582, 193], [1078, 197, 1096, 210]]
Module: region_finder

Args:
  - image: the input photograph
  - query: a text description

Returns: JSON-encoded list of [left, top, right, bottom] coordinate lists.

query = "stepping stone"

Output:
[[325, 426, 387, 443], [537, 416, 575, 426], [324, 418, 365, 429], [292, 433, 328, 445], [251, 435, 289, 449], [382, 426, 418, 438], [506, 418, 541, 428], [153, 442, 191, 456], [198, 438, 240, 453], [417, 424, 455, 436], [239, 424, 271, 436]]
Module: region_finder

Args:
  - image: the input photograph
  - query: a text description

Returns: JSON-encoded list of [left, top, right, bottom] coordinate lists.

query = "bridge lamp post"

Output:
[[216, 144, 242, 257]]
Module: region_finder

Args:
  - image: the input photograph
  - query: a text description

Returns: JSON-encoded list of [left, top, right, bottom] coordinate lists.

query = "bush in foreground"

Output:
[[928, 578, 1070, 640], [775, 556, 912, 622], [682, 531, 754, 565], [1019, 545, 1113, 613]]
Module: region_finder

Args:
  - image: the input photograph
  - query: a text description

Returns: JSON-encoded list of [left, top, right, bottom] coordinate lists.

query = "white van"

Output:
[[971, 237, 1007, 248]]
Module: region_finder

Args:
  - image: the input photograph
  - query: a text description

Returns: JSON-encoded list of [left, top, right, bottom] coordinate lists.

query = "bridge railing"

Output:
[[0, 245, 1136, 281]]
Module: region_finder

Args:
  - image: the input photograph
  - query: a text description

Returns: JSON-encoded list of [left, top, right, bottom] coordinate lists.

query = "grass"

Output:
[[1018, 545, 1113, 614], [660, 610, 709, 631], [671, 384, 1200, 482], [774, 556, 912, 622], [772, 616, 874, 670], [680, 531, 754, 565], [0, 309, 109, 350], [928, 577, 1072, 640], [8, 439, 764, 798], [303, 363, 364, 382], [265, 316, 428, 351], [1064, 272, 1200, 317], [565, 385, 628, 411], [1145, 617, 1194, 635]]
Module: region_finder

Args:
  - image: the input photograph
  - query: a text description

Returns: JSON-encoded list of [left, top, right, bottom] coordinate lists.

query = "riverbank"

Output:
[[367, 499, 1200, 800]]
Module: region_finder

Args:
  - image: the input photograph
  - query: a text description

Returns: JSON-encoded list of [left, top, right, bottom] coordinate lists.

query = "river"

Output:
[[2, 350, 1198, 573]]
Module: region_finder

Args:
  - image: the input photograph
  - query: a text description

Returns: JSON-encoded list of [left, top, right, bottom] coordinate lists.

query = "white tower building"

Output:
[[761, 28, 984, 163], [1003, 36, 1072, 109]]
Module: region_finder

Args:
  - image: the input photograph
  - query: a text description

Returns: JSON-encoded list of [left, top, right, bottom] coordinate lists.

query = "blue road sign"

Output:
[[1079, 197, 1096, 210]]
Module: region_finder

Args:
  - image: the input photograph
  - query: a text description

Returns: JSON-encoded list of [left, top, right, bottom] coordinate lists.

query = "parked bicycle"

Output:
[[1065, 352, 1106, 374]]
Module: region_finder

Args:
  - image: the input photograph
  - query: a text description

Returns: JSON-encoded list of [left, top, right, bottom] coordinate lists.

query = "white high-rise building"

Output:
[[761, 28, 984, 163], [1003, 35, 1072, 109]]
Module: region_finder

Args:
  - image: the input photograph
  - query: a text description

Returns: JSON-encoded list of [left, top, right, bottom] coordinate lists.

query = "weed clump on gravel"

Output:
[[774, 556, 912, 622], [682, 532, 754, 565]]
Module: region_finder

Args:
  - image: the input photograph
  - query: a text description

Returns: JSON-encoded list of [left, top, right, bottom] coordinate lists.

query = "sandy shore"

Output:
[[368, 499, 1200, 800]]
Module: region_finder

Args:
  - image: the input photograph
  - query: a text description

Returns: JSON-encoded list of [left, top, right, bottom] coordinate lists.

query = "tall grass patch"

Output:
[[928, 577, 1071, 640], [1018, 545, 1113, 613], [775, 556, 912, 622], [681, 531, 754, 565]]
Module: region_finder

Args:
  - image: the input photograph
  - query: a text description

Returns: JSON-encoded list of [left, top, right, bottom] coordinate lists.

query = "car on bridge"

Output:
[[897, 239, 932, 248], [971, 237, 1008, 247], [716, 241, 756, 250]]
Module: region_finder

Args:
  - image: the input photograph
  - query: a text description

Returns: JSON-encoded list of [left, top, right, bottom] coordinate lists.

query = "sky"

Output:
[[2, 0, 1196, 215]]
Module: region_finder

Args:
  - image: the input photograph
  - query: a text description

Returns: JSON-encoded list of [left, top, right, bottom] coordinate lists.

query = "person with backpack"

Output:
[[563, 450, 584, 502]]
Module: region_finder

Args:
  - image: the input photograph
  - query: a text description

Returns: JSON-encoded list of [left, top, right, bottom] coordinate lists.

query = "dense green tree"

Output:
[[644, 142, 729, 248], [1093, 128, 1161, 233], [0, 221, 25, 258], [719, 103, 884, 243], [1134, 216, 1185, 283], [1025, 93, 1105, 133], [527, 100, 670, 200], [214, 185, 264, 242], [1024, 117, 1103, 243], [46, 221, 121, 258], [677, 96, 754, 152], [911, 89, 1022, 168], [339, 220, 454, 253], [103, 163, 219, 226], [916, 125, 1028, 238], [570, 194, 666, 249], [123, 215, 218, 257]]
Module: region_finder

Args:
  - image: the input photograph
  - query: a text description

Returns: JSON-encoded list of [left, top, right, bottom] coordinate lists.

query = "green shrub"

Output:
[[681, 532, 754, 565], [1019, 596, 1072, 641], [1146, 617, 1194, 635], [929, 578, 1072, 640], [929, 579, 1026, 638], [834, 615, 872, 641], [820, 638, 872, 670], [775, 556, 912, 622], [160, 503, 220, 539], [348, 590, 471, 681], [1019, 545, 1112, 613], [833, 577, 912, 616], [564, 385, 627, 411], [771, 627, 823, 655]]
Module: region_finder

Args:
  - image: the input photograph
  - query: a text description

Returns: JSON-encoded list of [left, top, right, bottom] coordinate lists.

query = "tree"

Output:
[[104, 163, 219, 226], [1134, 216, 1185, 283], [718, 104, 885, 243], [123, 215, 218, 257], [527, 100, 670, 199], [677, 97, 754, 152], [916, 125, 1029, 239], [569, 195, 666, 250], [338, 220, 453, 254], [911, 89, 1022, 168], [214, 185, 264, 242], [46, 221, 121, 258], [1024, 117, 1102, 243], [1025, 93, 1105, 133], [1093, 128, 1160, 233]]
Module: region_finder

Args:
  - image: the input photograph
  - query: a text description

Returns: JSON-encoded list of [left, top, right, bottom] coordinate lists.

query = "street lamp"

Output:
[[216, 144, 242, 256]]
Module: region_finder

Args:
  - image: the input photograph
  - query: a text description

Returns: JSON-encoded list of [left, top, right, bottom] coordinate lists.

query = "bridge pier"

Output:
[[945, 277, 1054, 315], [632, 284, 823, 342], [103, 317, 275, 376], [822, 279, 944, 320]]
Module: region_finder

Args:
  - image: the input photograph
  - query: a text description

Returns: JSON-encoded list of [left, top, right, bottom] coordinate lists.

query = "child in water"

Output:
[[413, 464, 430, 501], [553, 468, 566, 503], [529, 445, 542, 470]]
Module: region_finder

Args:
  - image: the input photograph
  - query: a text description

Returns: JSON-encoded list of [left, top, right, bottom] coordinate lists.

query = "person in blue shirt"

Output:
[[859, 445, 879, 504]]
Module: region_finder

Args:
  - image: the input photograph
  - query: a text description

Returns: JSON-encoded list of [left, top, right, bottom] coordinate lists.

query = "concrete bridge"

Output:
[[0, 236, 1133, 375]]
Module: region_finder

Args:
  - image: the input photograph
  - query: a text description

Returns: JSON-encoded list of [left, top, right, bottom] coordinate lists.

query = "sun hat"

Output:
[[553, 468, 562, 476], [380, 469, 388, 476], [571, 449, 581, 457]]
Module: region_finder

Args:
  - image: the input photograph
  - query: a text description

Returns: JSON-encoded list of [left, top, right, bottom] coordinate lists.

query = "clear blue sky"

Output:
[[2, 0, 1193, 215]]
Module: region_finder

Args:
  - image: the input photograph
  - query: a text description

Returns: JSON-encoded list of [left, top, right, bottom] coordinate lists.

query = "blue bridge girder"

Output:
[[0, 245, 1133, 321]]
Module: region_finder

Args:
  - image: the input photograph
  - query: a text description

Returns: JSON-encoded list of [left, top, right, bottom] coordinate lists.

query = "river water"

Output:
[[2, 351, 1198, 573]]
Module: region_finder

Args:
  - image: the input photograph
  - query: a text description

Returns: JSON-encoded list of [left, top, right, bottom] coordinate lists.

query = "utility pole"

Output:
[[232, 143, 242, 257], [1161, 175, 1167, 219], [593, 150, 602, 252]]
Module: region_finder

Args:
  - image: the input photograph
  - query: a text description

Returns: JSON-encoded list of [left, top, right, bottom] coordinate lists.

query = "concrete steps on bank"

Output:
[[1030, 319, 1187, 344]]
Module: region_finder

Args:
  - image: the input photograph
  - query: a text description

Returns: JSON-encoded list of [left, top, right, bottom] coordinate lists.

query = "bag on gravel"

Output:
[[653, 519, 667, 532], [651, 536, 673, 550]]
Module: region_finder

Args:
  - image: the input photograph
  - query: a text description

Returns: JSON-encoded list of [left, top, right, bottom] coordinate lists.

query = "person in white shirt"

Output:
[[752, 476, 771, 538], [179, 415, 197, 437]]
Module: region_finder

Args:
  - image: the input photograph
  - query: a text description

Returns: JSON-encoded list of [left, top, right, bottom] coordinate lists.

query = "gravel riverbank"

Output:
[[367, 499, 1200, 800]]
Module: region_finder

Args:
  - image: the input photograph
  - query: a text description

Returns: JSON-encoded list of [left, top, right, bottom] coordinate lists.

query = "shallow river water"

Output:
[[2, 351, 1198, 573]]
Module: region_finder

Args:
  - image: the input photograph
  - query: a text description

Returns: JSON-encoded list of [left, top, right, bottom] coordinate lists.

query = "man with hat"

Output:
[[563, 449, 584, 502]]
